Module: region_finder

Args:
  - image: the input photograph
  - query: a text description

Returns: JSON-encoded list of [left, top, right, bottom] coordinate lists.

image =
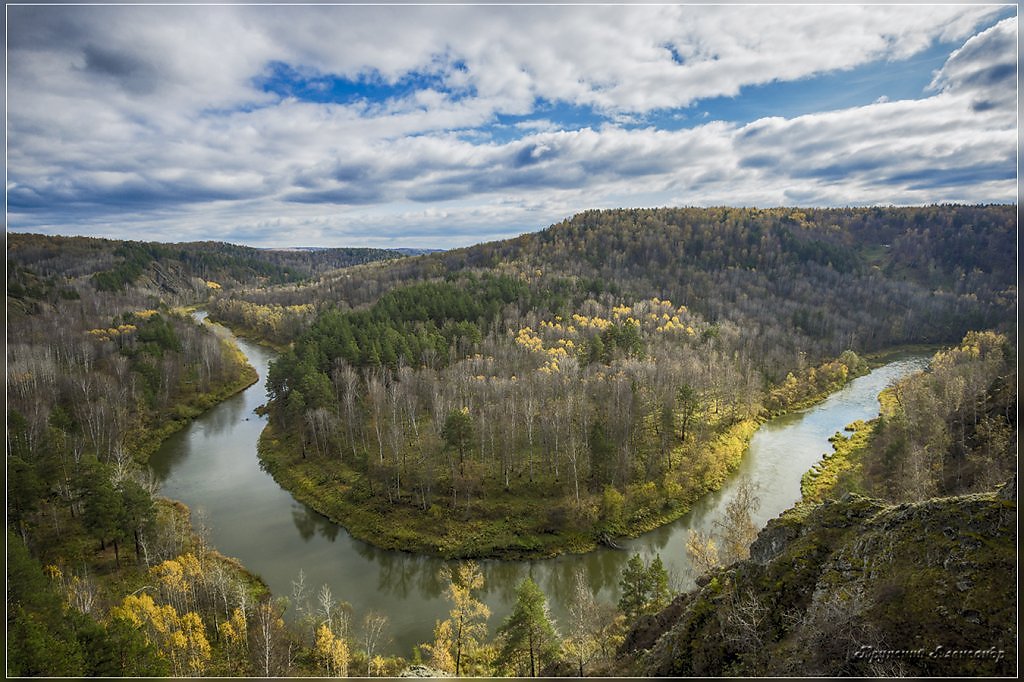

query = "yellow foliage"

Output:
[[152, 558, 186, 595], [110, 593, 210, 676], [205, 280, 222, 289], [315, 623, 350, 676], [220, 608, 247, 649], [422, 619, 456, 673]]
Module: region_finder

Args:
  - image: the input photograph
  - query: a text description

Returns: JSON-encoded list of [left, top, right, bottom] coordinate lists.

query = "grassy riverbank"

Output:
[[799, 384, 904, 503]]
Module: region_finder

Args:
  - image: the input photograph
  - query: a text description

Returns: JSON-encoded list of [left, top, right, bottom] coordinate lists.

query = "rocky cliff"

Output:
[[619, 479, 1016, 677]]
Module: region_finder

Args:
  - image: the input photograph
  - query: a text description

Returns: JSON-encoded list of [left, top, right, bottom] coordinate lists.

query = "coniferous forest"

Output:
[[6, 205, 1017, 676]]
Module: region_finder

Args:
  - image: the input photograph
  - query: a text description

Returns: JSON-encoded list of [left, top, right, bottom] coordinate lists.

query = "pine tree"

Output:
[[648, 555, 671, 612], [442, 408, 474, 476], [497, 577, 559, 677], [617, 553, 672, 620], [616, 554, 651, 621]]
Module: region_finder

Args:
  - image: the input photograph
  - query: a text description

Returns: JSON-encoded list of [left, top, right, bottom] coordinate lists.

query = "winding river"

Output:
[[149, 316, 928, 655]]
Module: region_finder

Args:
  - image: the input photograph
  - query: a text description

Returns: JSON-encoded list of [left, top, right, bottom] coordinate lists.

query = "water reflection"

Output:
[[150, 320, 928, 655], [148, 427, 189, 480], [198, 390, 249, 437]]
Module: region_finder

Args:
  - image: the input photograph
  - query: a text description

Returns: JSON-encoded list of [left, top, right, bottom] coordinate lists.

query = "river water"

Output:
[[149, 317, 928, 655]]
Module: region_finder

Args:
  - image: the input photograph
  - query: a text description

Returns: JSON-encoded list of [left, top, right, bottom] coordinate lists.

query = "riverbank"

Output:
[[155, 497, 270, 599], [201, 308, 298, 354], [125, 329, 259, 464], [128, 367, 258, 462]]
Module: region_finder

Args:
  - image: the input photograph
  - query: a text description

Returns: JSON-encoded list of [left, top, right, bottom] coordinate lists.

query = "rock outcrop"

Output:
[[619, 486, 1017, 677]]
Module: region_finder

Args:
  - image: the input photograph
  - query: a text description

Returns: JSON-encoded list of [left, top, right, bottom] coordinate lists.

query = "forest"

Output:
[[249, 205, 1015, 558], [6, 204, 1017, 676]]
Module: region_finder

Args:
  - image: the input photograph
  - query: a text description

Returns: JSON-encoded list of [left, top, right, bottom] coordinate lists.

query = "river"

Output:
[[149, 316, 928, 655]]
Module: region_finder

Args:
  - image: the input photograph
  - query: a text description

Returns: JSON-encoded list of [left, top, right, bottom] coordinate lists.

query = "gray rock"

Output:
[[749, 518, 801, 564], [399, 664, 451, 677]]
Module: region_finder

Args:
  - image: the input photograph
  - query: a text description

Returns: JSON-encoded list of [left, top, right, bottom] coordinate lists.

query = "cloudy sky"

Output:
[[5, 3, 1018, 249]]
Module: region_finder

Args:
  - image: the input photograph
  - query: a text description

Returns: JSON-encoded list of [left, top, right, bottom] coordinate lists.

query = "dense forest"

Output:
[[6, 205, 1017, 676], [5, 235, 404, 675], [215, 205, 1015, 371], [250, 206, 1015, 557]]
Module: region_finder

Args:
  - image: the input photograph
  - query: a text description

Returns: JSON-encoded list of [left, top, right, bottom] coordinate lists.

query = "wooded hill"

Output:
[[7, 232, 406, 313], [221, 205, 1015, 374], [251, 205, 1016, 557]]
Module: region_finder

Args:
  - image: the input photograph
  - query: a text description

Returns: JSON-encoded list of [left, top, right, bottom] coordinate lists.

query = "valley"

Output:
[[6, 205, 1017, 676]]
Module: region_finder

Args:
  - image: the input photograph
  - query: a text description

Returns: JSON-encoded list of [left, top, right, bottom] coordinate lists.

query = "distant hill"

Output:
[[6, 233, 406, 311], [265, 246, 441, 256]]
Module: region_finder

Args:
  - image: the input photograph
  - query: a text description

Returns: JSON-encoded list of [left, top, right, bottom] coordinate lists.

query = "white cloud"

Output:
[[5, 5, 1017, 249]]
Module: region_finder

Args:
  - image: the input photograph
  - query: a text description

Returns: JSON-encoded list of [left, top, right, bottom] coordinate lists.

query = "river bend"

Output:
[[150, 317, 928, 654]]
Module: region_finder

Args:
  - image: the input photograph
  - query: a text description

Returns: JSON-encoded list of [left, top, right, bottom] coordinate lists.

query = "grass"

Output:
[[800, 419, 876, 504]]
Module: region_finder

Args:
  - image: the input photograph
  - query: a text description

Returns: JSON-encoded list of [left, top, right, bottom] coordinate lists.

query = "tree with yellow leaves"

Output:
[[440, 561, 490, 676], [686, 529, 720, 577], [218, 607, 248, 673], [150, 553, 202, 614], [314, 623, 350, 677], [110, 593, 210, 676], [421, 619, 456, 673]]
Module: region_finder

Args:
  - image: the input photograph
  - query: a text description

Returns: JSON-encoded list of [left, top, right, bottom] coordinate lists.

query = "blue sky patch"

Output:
[[651, 39, 965, 130], [254, 60, 474, 106]]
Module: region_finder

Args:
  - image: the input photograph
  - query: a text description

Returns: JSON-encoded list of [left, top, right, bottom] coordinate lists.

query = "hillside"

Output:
[[7, 232, 405, 313], [616, 332, 1017, 677], [620, 483, 1016, 677], [230, 205, 1015, 373], [252, 205, 1016, 558]]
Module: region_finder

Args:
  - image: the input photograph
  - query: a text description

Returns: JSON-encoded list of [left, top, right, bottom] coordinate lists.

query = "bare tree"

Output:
[[361, 612, 389, 676]]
